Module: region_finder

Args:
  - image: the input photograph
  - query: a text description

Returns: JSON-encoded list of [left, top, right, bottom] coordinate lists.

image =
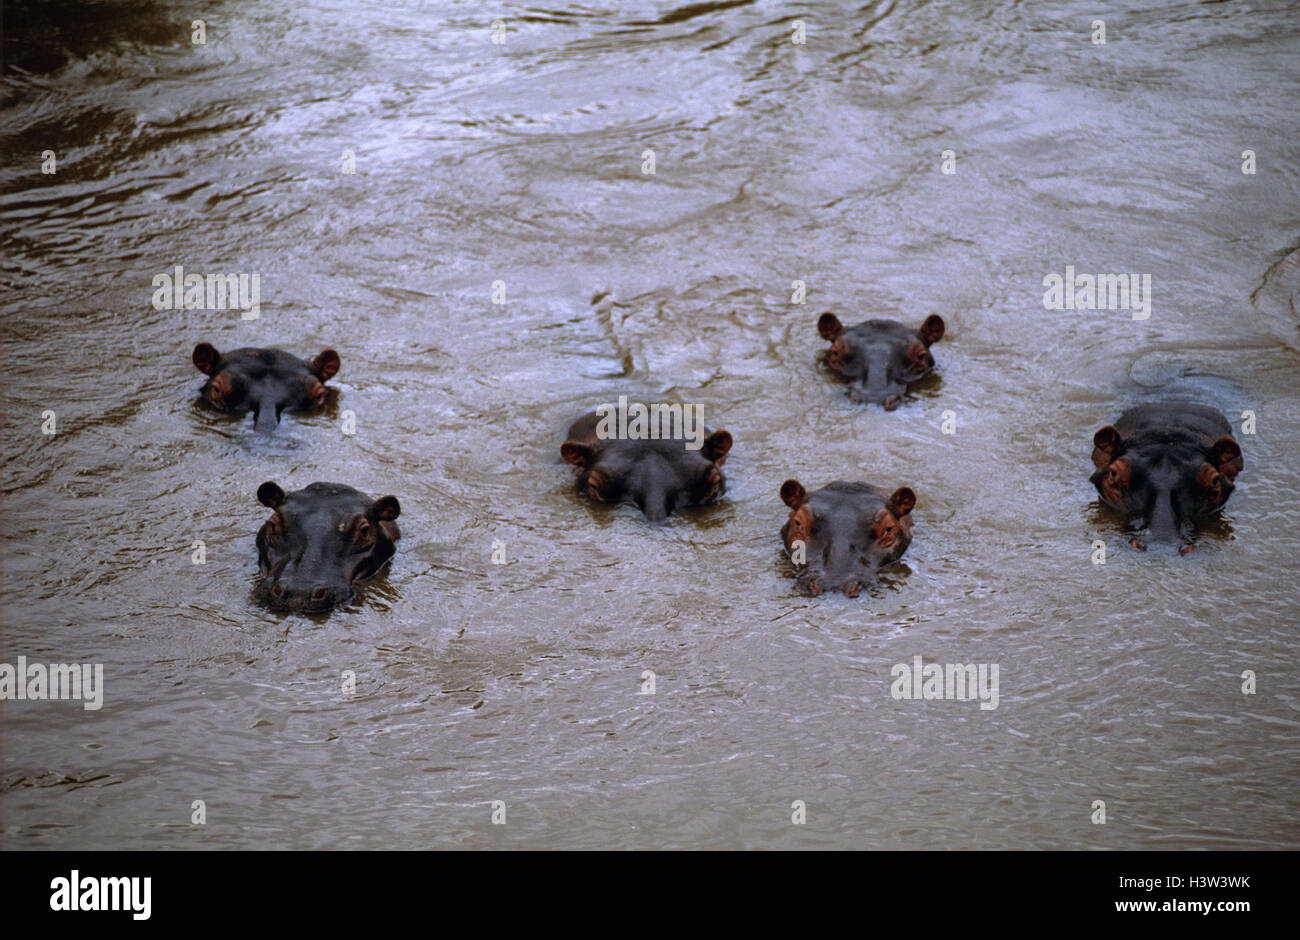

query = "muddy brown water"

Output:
[[3, 0, 1299, 849]]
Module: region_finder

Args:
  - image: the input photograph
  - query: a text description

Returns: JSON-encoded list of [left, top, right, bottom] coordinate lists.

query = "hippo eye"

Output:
[[304, 378, 327, 408], [352, 519, 374, 549], [208, 373, 237, 409], [585, 469, 617, 502], [695, 466, 723, 502]]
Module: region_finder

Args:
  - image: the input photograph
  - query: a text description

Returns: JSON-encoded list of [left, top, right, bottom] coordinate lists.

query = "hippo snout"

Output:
[[252, 401, 282, 433], [794, 570, 826, 596], [260, 578, 352, 612], [636, 487, 675, 524]]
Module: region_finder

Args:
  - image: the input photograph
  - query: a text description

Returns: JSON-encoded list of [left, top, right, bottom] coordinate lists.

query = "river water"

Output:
[[3, 0, 1299, 849]]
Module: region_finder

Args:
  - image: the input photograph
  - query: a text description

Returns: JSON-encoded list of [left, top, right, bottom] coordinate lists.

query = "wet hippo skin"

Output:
[[780, 479, 916, 596], [254, 481, 401, 612], [560, 411, 733, 523], [193, 342, 339, 432], [1090, 402, 1243, 554], [817, 313, 945, 409]]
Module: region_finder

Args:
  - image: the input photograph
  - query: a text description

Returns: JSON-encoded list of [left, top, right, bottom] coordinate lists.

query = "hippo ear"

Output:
[[561, 441, 595, 470], [702, 429, 732, 464], [312, 349, 340, 382], [257, 481, 285, 509], [817, 313, 844, 341], [193, 342, 221, 375], [887, 487, 916, 517], [919, 315, 945, 346], [1092, 425, 1123, 468], [369, 495, 401, 521], [1210, 436, 1242, 481], [780, 479, 807, 508]]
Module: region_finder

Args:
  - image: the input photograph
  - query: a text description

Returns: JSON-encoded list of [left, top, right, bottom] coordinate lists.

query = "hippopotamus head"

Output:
[[1090, 403, 1243, 554], [817, 313, 945, 409], [780, 479, 915, 596], [561, 411, 733, 523], [193, 343, 339, 432], [253, 481, 400, 612]]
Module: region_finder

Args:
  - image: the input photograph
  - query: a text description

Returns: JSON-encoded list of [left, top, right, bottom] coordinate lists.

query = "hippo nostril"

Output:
[[310, 586, 330, 602], [271, 583, 284, 596]]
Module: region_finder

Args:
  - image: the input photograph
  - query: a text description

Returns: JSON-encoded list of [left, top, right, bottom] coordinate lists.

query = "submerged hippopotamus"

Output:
[[779, 479, 916, 596], [254, 481, 401, 612], [817, 313, 945, 409], [560, 410, 733, 522], [193, 343, 339, 432], [1090, 402, 1243, 554]]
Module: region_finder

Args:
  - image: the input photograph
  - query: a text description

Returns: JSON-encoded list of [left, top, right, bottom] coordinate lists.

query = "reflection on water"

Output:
[[3, 0, 1300, 849]]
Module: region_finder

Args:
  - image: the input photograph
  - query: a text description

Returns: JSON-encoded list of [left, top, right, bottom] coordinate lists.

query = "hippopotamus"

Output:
[[779, 479, 916, 596], [560, 410, 733, 523], [1090, 402, 1243, 554], [253, 481, 401, 612], [817, 313, 946, 409], [193, 343, 339, 432]]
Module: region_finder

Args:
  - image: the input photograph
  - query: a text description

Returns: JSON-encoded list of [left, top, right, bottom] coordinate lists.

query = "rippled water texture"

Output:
[[3, 0, 1299, 849]]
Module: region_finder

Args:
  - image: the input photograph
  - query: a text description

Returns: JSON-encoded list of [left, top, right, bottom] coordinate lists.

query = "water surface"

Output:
[[3, 0, 1299, 849]]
